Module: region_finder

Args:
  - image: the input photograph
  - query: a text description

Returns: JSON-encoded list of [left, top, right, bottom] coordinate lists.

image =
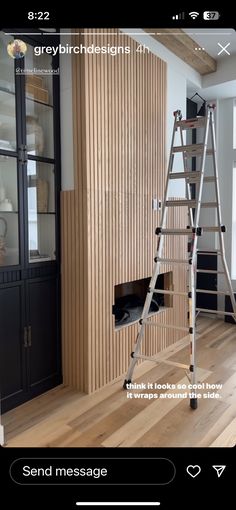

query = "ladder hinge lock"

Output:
[[155, 227, 162, 235], [189, 327, 193, 334], [154, 257, 158, 263], [189, 365, 194, 372], [192, 227, 202, 236], [188, 292, 192, 298], [131, 351, 135, 358], [221, 225, 226, 232], [139, 319, 143, 325]]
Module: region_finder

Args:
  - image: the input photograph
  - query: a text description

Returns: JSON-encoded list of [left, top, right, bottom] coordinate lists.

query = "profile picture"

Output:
[[7, 39, 27, 59]]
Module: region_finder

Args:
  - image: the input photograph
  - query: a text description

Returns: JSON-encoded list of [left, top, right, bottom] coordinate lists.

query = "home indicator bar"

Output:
[[75, 503, 161, 507]]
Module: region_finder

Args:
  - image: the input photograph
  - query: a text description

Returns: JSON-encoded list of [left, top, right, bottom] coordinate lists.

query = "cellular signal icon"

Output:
[[172, 12, 185, 20]]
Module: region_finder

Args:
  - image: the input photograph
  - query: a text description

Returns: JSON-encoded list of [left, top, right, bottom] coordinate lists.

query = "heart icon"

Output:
[[186, 465, 201, 478]]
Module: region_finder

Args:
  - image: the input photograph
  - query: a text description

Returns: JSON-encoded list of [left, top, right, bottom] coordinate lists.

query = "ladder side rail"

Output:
[[180, 125, 194, 227], [188, 110, 210, 408]]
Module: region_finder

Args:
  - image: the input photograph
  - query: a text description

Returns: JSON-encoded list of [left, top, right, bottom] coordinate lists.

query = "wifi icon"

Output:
[[189, 11, 199, 19]]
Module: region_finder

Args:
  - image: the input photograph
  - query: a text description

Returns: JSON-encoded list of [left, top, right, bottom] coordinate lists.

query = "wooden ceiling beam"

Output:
[[144, 28, 216, 75]]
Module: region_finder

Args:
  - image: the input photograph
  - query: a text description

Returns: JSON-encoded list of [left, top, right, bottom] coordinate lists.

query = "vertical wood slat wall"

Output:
[[61, 29, 188, 393]]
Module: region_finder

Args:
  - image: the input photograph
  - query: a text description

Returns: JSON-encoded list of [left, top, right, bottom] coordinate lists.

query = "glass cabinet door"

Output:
[[25, 47, 54, 159], [27, 161, 56, 262], [0, 33, 58, 267], [24, 45, 57, 263], [0, 34, 19, 266]]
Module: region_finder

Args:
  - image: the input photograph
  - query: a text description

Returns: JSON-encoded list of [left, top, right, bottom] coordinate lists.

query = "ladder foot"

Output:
[[123, 379, 132, 390], [190, 398, 198, 410]]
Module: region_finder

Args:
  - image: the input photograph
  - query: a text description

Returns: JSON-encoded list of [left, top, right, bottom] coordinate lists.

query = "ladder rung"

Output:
[[155, 257, 189, 265], [196, 289, 230, 295], [169, 172, 215, 183], [172, 143, 204, 153], [196, 308, 235, 317], [158, 228, 194, 235], [134, 353, 189, 370], [196, 269, 224, 274], [158, 226, 221, 235], [143, 321, 189, 332], [150, 288, 188, 296], [172, 144, 213, 157], [166, 200, 217, 208], [176, 117, 206, 130], [166, 199, 196, 207], [197, 250, 222, 255], [201, 202, 217, 208], [200, 226, 221, 232], [204, 176, 215, 182], [169, 171, 201, 181]]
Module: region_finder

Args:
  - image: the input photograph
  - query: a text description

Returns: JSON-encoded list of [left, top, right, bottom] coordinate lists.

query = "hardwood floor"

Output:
[[2, 317, 236, 447]]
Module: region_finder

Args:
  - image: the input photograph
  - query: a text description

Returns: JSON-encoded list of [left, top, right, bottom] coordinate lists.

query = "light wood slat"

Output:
[[61, 28, 187, 393]]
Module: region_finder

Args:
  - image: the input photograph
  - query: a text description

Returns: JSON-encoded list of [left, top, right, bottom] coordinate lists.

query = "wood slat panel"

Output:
[[61, 29, 188, 392]]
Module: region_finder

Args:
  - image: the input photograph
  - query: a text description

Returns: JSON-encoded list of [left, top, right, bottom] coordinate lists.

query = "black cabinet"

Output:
[[0, 283, 27, 410], [196, 251, 217, 310], [0, 32, 62, 412], [27, 277, 60, 394]]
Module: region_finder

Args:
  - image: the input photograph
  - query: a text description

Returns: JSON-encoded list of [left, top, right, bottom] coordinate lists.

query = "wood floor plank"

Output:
[[198, 403, 236, 446], [210, 417, 236, 447]]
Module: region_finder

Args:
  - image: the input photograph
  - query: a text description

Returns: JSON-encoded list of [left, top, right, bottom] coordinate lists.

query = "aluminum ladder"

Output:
[[123, 104, 236, 409]]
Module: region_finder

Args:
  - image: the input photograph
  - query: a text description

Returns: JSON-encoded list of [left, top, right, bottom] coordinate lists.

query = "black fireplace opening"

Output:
[[113, 272, 173, 329]]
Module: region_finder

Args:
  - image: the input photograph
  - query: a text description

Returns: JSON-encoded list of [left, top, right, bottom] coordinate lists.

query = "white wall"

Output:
[[203, 56, 236, 88], [218, 98, 235, 285], [167, 67, 186, 197]]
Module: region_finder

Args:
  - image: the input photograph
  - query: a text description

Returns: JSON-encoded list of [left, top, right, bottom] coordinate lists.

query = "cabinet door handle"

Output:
[[23, 326, 28, 348], [28, 325, 32, 347]]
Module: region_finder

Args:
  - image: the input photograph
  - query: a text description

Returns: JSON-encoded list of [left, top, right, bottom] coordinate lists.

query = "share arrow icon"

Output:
[[212, 465, 226, 478]]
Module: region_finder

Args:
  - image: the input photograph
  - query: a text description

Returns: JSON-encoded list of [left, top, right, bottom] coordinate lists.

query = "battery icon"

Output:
[[203, 11, 220, 20]]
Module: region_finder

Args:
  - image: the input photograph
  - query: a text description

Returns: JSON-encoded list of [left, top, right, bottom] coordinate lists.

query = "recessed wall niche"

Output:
[[113, 272, 173, 330]]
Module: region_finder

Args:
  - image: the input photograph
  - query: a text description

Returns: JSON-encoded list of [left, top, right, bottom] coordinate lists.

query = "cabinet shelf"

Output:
[[0, 86, 15, 96], [0, 210, 18, 214], [37, 211, 55, 215], [26, 95, 53, 108]]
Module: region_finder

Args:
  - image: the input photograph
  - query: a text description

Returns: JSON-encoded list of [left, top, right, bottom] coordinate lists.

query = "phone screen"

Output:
[[0, 7, 235, 509]]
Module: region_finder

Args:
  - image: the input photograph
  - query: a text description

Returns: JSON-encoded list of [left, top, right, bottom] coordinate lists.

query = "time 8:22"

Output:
[[28, 12, 50, 20]]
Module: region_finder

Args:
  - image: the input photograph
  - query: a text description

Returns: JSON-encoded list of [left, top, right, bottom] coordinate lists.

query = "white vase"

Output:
[[0, 198, 13, 212]]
